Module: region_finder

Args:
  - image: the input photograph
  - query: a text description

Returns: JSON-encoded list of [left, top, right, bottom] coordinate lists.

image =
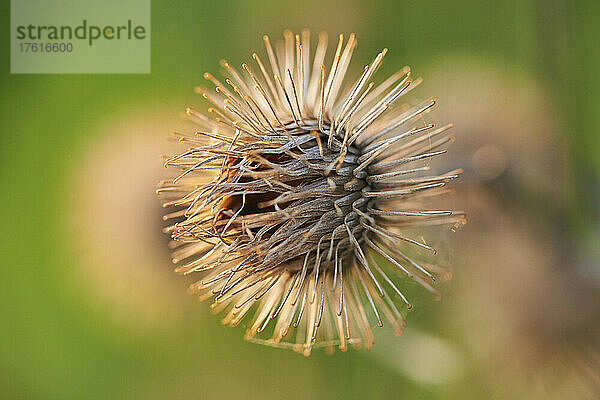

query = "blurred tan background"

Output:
[[1, 0, 599, 399]]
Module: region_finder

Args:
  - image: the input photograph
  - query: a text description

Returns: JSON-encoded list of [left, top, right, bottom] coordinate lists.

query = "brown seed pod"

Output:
[[157, 29, 465, 356]]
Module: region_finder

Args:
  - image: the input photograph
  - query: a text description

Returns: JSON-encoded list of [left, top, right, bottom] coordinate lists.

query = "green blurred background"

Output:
[[2, 0, 599, 399]]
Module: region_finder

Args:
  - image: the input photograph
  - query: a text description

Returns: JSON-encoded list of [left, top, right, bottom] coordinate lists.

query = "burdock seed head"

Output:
[[157, 30, 466, 356]]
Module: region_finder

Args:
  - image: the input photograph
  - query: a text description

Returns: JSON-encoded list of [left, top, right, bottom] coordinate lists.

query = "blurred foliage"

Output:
[[1, 1, 598, 399]]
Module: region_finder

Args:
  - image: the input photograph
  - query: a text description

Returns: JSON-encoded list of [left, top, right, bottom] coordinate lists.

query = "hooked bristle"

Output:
[[157, 29, 465, 356]]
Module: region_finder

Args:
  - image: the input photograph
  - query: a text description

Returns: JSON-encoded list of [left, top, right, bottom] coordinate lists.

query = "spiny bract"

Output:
[[158, 30, 466, 356]]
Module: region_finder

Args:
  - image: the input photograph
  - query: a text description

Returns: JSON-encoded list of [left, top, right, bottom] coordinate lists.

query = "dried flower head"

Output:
[[158, 29, 466, 356]]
